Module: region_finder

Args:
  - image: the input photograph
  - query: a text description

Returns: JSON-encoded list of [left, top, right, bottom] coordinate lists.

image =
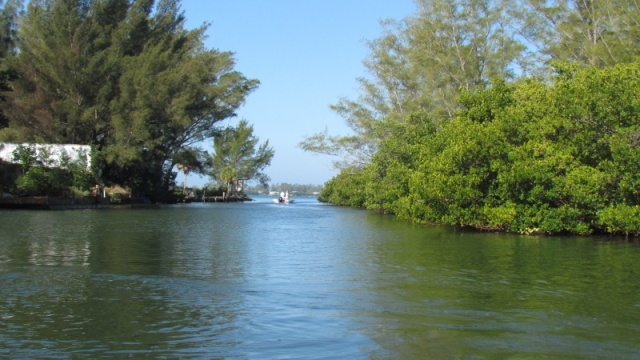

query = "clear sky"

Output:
[[179, 0, 417, 187]]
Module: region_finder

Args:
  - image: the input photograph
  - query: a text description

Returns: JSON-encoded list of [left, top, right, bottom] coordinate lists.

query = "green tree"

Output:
[[0, 0, 23, 131], [101, 0, 258, 198], [515, 0, 640, 68], [3, 0, 125, 144], [301, 0, 526, 168], [11, 144, 36, 173], [12, 144, 93, 196], [173, 147, 207, 193], [209, 120, 274, 196], [1, 0, 258, 200], [0, 0, 22, 56], [321, 62, 640, 235], [363, 112, 436, 215], [317, 166, 369, 208]]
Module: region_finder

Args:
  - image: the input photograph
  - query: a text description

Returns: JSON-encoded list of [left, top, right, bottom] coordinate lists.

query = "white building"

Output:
[[0, 143, 91, 170]]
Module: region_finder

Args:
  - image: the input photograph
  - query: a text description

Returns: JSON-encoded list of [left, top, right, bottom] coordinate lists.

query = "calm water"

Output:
[[1, 196, 640, 359]]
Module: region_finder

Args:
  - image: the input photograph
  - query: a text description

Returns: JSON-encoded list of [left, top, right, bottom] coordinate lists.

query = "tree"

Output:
[[3, 0, 125, 144], [317, 166, 369, 208], [317, 61, 640, 235], [303, 0, 640, 174], [0, 0, 23, 131], [300, 0, 527, 168], [11, 143, 93, 196], [209, 120, 274, 197], [173, 147, 206, 193], [103, 1, 259, 197], [363, 112, 437, 215], [0, 0, 258, 200], [0, 0, 22, 57], [513, 0, 640, 68]]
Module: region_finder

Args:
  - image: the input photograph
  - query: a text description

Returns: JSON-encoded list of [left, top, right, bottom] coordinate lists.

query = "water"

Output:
[[1, 196, 640, 359]]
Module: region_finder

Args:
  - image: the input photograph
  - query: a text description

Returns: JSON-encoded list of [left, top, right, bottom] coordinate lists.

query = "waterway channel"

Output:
[[1, 196, 639, 358]]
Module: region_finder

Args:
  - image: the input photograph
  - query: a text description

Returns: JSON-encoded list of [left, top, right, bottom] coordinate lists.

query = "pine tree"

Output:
[[210, 120, 274, 195], [0, 0, 22, 131], [515, 0, 640, 67], [300, 0, 526, 168], [1, 0, 258, 200]]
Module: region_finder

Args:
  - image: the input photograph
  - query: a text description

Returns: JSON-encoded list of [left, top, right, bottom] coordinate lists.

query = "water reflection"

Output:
[[0, 208, 249, 358], [356, 214, 640, 358], [1, 200, 640, 358]]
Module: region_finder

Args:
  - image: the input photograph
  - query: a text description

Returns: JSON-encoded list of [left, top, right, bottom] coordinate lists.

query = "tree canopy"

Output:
[[311, 0, 640, 235], [302, 0, 640, 170], [319, 62, 640, 235], [209, 119, 274, 195], [0, 0, 258, 200], [301, 0, 528, 167]]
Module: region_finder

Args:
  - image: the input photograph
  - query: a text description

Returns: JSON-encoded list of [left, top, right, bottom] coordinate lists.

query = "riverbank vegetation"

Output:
[[305, 0, 640, 236], [0, 0, 263, 201], [9, 144, 93, 197]]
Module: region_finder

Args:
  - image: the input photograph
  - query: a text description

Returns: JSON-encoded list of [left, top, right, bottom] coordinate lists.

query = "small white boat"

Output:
[[273, 191, 294, 204]]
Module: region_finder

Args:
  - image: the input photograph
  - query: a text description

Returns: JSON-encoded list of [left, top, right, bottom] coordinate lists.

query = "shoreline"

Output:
[[0, 195, 254, 210]]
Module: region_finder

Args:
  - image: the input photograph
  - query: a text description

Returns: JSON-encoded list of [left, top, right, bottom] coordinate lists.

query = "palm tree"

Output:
[[173, 148, 206, 195]]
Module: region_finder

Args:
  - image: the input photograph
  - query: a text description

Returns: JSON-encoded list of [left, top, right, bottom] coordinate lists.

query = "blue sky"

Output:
[[180, 0, 417, 187]]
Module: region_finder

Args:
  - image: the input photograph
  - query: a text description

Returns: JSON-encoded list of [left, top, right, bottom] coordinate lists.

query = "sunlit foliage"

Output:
[[320, 62, 640, 235]]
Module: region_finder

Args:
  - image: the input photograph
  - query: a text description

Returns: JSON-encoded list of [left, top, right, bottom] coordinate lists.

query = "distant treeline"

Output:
[[244, 183, 323, 195]]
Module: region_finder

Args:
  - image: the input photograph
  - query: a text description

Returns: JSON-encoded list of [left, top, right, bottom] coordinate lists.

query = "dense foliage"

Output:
[[10, 144, 93, 196], [0, 0, 257, 200], [319, 63, 640, 235], [307, 0, 640, 236], [303, 0, 640, 165]]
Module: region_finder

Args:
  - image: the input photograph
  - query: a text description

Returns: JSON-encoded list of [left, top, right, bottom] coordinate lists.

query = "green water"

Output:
[[1, 196, 639, 359]]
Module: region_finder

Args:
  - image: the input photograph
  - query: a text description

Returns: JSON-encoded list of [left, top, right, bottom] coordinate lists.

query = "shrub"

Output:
[[16, 167, 60, 196]]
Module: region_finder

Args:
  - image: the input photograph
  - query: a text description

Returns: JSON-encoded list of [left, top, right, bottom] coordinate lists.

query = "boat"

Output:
[[273, 191, 294, 204]]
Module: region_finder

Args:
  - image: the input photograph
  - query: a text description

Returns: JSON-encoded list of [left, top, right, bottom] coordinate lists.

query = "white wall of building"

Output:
[[0, 143, 91, 170]]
